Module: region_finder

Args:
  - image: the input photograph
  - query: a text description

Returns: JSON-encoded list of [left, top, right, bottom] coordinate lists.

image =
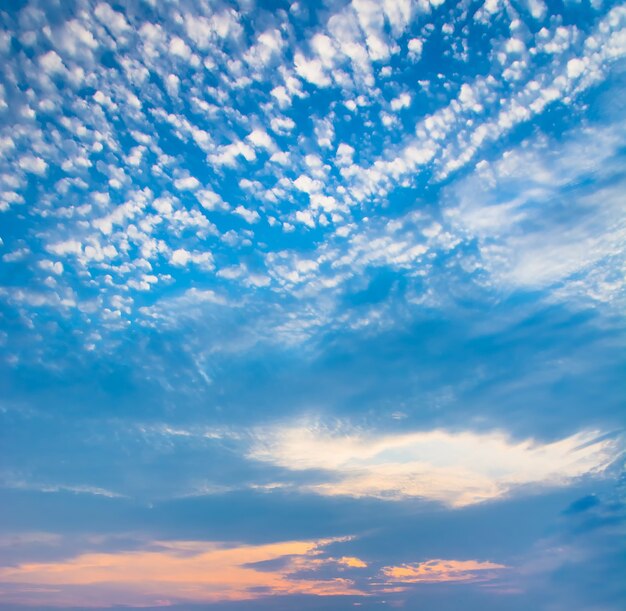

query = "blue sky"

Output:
[[0, 0, 625, 608]]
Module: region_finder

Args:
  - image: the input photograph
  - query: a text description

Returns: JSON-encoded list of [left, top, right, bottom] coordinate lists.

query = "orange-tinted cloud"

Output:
[[0, 538, 365, 607], [381, 559, 508, 585], [338, 556, 368, 568]]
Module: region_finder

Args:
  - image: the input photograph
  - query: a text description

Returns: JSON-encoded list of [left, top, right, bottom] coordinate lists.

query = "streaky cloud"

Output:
[[249, 422, 622, 506]]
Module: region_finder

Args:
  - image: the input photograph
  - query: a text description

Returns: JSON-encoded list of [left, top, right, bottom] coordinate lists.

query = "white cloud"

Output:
[[505, 38, 526, 55], [170, 248, 214, 268], [270, 85, 292, 108], [293, 175, 322, 194], [94, 3, 130, 35], [18, 155, 48, 176], [294, 52, 331, 87], [152, 196, 174, 215], [295, 209, 315, 228], [247, 129, 274, 151], [39, 50, 65, 73], [233, 205, 261, 224], [445, 121, 626, 300], [39, 260, 64, 275], [335, 143, 355, 167], [174, 176, 200, 191], [566, 57, 586, 78], [528, 0, 547, 19], [270, 151, 290, 165], [47, 240, 82, 256], [407, 38, 423, 59], [209, 140, 256, 167], [196, 189, 228, 211], [390, 92, 411, 111], [243, 28, 284, 69], [249, 422, 620, 507], [314, 117, 335, 148], [169, 36, 192, 60], [165, 74, 180, 97], [270, 116, 296, 134]]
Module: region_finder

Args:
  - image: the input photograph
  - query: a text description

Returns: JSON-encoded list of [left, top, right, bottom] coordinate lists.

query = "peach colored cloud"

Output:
[[381, 559, 508, 584], [338, 556, 368, 568], [0, 538, 365, 607]]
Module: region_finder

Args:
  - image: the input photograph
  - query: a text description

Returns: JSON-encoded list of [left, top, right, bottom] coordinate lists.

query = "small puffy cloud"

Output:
[[3, 248, 30, 262], [407, 38, 423, 59], [295, 209, 315, 228], [234, 205, 261, 224], [174, 176, 200, 191], [270, 116, 296, 134], [153, 196, 174, 214], [293, 175, 322, 194], [169, 36, 192, 60], [505, 38, 526, 55], [338, 557, 368, 569], [270, 85, 292, 108], [38, 260, 64, 275], [390, 93, 411, 111], [39, 50, 65, 73], [19, 155, 48, 176], [94, 3, 131, 34], [196, 189, 228, 211], [244, 28, 284, 69], [335, 143, 355, 166], [170, 248, 214, 268], [294, 52, 331, 87], [525, 0, 547, 20], [247, 129, 274, 151], [567, 57, 587, 79], [270, 151, 290, 165], [165, 74, 180, 97], [47, 240, 82, 256], [210, 141, 256, 167], [310, 194, 339, 212], [314, 117, 335, 148]]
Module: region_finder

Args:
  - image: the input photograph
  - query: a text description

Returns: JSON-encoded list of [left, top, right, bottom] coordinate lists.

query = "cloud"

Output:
[[170, 248, 214, 269], [408, 37, 423, 59], [390, 92, 411, 111], [0, 538, 364, 607], [234, 205, 261, 224], [18, 155, 48, 175], [247, 128, 275, 151], [381, 559, 507, 584], [0, 3, 625, 608], [174, 175, 200, 191], [444, 121, 626, 302], [294, 52, 332, 87], [248, 423, 621, 507]]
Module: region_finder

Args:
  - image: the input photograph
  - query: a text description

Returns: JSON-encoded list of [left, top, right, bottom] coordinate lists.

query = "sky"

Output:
[[0, 0, 625, 609]]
